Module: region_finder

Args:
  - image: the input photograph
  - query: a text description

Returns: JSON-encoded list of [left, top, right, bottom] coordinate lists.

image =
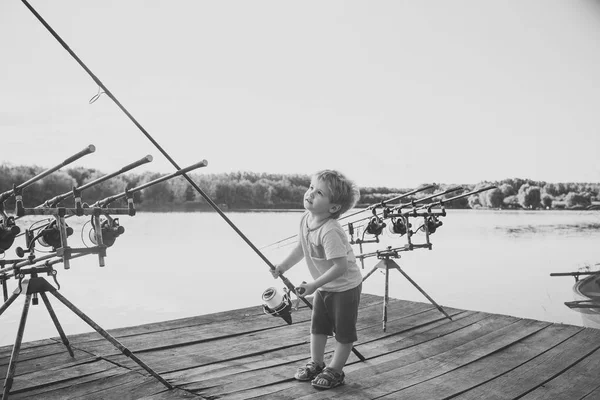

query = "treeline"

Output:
[[0, 164, 598, 211]]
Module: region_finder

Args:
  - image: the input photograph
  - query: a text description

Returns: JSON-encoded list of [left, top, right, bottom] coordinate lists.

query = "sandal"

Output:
[[311, 367, 345, 389], [294, 361, 325, 381]]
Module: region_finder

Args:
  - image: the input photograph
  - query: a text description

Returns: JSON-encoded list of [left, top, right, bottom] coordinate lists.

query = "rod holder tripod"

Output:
[[0, 272, 172, 399], [361, 249, 452, 331]]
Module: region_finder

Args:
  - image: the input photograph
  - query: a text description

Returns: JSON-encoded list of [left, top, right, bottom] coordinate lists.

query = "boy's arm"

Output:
[[300, 256, 347, 296], [272, 242, 303, 277]]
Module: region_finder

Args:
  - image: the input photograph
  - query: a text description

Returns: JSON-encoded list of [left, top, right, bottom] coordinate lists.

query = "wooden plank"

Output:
[[106, 298, 434, 373], [6, 358, 122, 394], [3, 296, 600, 400], [72, 294, 387, 358], [140, 388, 207, 399], [180, 310, 475, 398], [7, 369, 126, 399], [40, 293, 323, 348], [43, 372, 168, 400], [377, 323, 585, 399], [519, 340, 600, 400], [446, 326, 600, 400], [249, 318, 547, 400], [0, 339, 65, 364], [582, 385, 600, 399], [208, 314, 526, 399], [0, 348, 96, 378], [72, 306, 311, 355], [64, 293, 383, 347], [10, 371, 172, 400], [168, 308, 474, 388]]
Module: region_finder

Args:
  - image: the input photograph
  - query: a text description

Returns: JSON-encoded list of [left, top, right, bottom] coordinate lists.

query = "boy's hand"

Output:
[[270, 264, 283, 279], [296, 281, 316, 297]]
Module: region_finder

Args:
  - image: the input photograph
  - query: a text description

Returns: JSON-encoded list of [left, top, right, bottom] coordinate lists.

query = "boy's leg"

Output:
[[327, 284, 361, 371], [329, 341, 353, 372], [311, 334, 328, 365]]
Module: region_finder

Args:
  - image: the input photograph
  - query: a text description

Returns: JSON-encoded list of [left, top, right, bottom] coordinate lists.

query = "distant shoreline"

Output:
[[137, 203, 600, 213]]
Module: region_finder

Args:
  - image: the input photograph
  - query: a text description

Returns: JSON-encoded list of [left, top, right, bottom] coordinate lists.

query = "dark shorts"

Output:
[[311, 283, 362, 344]]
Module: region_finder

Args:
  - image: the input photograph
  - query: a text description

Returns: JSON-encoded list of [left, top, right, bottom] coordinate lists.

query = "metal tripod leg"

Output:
[[389, 260, 452, 321], [2, 294, 32, 400], [48, 290, 173, 390], [0, 292, 20, 317], [363, 257, 452, 332], [383, 263, 390, 332], [39, 292, 74, 357]]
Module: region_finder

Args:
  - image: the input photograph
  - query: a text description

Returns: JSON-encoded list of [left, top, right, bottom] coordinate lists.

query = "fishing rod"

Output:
[[0, 145, 95, 254], [20, 0, 301, 298], [352, 185, 496, 256], [0, 144, 95, 206], [18, 2, 373, 364], [344, 184, 437, 221], [260, 183, 438, 251], [381, 185, 496, 229], [9, 159, 208, 270], [14, 154, 154, 244], [411, 185, 497, 212], [37, 155, 153, 208], [94, 160, 208, 208], [344, 185, 464, 252]]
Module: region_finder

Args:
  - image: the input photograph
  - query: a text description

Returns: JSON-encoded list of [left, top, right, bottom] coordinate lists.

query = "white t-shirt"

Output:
[[299, 212, 363, 292]]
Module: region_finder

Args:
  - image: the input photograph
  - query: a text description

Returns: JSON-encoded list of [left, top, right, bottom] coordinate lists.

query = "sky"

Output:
[[1, 0, 600, 189]]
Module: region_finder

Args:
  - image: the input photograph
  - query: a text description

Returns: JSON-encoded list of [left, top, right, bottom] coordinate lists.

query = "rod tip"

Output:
[[87, 144, 96, 153]]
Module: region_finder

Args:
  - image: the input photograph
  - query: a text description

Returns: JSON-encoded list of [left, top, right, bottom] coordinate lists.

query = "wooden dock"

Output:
[[2, 293, 600, 399]]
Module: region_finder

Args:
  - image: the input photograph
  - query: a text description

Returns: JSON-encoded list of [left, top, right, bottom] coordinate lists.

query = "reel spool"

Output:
[[365, 216, 386, 236], [38, 221, 73, 249], [89, 217, 125, 247], [261, 287, 293, 325], [388, 217, 409, 236], [0, 217, 20, 254], [426, 216, 443, 234]]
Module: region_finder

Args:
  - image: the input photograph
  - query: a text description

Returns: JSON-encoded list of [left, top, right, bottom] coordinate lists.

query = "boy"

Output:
[[271, 169, 362, 390]]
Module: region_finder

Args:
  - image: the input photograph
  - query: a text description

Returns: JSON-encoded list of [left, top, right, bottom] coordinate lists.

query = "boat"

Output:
[[566, 272, 600, 328]]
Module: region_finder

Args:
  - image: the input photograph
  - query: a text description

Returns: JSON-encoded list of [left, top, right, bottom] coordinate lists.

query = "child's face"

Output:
[[304, 178, 340, 217]]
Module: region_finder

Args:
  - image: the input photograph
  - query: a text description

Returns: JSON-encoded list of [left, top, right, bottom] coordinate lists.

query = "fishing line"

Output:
[[260, 185, 440, 250], [22, 2, 369, 360], [20, 0, 309, 305]]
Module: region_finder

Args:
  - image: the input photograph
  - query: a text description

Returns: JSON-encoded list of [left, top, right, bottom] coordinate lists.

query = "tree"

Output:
[[214, 181, 236, 206], [252, 179, 273, 206], [517, 184, 541, 209], [486, 188, 504, 208], [138, 173, 174, 204], [503, 195, 520, 208], [541, 193, 553, 209], [468, 195, 481, 209], [499, 183, 515, 197], [30, 171, 76, 206], [564, 192, 591, 208]]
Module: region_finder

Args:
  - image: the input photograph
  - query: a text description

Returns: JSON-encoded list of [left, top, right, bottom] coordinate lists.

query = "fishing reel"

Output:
[[261, 287, 293, 325], [365, 216, 386, 236], [388, 216, 410, 236], [0, 217, 20, 254], [38, 220, 73, 249], [89, 216, 125, 247], [426, 215, 443, 234]]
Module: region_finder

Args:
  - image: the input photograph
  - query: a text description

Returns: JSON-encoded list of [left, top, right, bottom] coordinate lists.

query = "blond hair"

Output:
[[313, 170, 360, 219]]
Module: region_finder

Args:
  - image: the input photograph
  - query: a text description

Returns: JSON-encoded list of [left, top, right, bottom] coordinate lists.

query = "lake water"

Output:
[[1, 209, 599, 347]]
